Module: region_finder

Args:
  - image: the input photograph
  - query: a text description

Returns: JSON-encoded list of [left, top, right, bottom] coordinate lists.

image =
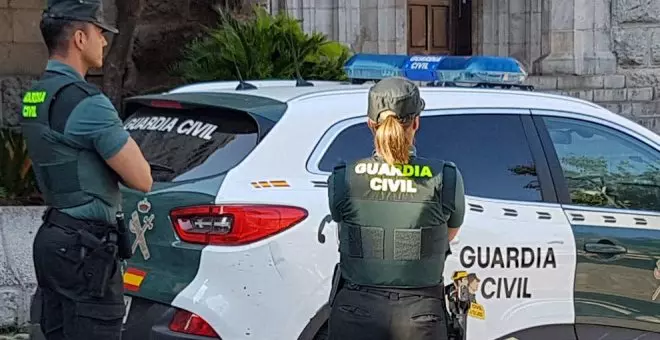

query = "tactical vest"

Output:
[[19, 70, 120, 210], [336, 156, 457, 288]]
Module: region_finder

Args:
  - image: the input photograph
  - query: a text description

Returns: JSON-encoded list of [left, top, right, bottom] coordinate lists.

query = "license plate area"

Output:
[[123, 295, 132, 324]]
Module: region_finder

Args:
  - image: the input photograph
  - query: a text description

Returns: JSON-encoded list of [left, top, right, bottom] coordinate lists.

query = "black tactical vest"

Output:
[[19, 70, 120, 209], [335, 156, 456, 288]]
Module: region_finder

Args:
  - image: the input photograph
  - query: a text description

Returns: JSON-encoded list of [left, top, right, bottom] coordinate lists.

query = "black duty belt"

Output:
[[345, 282, 445, 300], [42, 207, 114, 240]]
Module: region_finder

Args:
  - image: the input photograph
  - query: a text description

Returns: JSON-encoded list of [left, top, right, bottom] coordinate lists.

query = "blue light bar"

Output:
[[402, 55, 453, 82], [344, 53, 529, 87], [343, 53, 409, 82], [436, 56, 527, 84]]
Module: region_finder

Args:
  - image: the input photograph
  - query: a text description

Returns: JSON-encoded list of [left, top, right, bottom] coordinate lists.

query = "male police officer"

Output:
[[20, 0, 152, 338], [326, 77, 466, 340]]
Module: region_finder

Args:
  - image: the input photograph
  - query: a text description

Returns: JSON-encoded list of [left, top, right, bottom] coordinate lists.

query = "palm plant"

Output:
[[0, 128, 41, 205], [171, 6, 351, 83]]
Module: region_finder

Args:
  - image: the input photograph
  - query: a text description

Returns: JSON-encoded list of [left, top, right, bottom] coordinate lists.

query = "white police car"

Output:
[[31, 54, 660, 340]]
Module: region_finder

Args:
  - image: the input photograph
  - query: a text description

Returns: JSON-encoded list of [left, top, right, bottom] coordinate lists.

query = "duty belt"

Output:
[[345, 282, 445, 300], [42, 208, 115, 246]]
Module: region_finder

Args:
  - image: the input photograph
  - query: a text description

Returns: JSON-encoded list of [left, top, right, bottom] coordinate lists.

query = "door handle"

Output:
[[318, 214, 333, 244], [584, 243, 627, 255]]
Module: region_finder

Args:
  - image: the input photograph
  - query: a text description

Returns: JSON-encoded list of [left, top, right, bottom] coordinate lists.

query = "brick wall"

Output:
[[526, 75, 660, 131], [0, 0, 48, 76]]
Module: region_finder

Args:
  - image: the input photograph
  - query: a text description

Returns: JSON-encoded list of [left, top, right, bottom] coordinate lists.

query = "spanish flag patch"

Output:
[[123, 267, 147, 292]]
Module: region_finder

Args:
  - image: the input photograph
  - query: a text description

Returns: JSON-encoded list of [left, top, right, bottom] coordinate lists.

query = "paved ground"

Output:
[[0, 334, 28, 340]]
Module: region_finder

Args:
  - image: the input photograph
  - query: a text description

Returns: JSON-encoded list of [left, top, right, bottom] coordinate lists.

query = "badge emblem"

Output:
[[130, 198, 155, 260], [451, 270, 485, 320], [137, 198, 151, 214]]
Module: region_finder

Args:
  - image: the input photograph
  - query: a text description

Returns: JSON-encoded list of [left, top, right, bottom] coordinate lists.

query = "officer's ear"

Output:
[[411, 115, 420, 131], [367, 118, 377, 132], [71, 24, 89, 51]]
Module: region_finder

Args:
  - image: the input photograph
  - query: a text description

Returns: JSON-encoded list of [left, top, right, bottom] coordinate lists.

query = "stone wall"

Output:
[[611, 0, 660, 118], [0, 207, 45, 329], [526, 74, 660, 131], [271, 0, 407, 54]]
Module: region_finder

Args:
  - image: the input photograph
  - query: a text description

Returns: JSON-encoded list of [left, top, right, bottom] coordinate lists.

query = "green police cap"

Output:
[[43, 0, 118, 34], [367, 76, 425, 123]]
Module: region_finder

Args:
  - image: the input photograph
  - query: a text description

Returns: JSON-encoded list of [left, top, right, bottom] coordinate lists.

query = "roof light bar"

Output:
[[343, 53, 409, 83], [344, 53, 532, 90]]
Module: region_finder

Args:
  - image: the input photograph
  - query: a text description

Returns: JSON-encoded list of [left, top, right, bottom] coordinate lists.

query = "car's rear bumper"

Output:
[[29, 291, 211, 340]]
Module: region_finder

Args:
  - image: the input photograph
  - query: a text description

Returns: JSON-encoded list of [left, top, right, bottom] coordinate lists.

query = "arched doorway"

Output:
[[407, 0, 472, 55]]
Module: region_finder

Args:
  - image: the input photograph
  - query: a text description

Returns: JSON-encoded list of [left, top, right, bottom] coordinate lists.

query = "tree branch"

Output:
[[102, 0, 146, 109]]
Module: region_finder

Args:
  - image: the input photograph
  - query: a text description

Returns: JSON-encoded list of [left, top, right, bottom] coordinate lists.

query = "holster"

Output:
[[115, 212, 133, 260], [328, 263, 344, 307], [78, 228, 118, 298], [42, 208, 121, 299]]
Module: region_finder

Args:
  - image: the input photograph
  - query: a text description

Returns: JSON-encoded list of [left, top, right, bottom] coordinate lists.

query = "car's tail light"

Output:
[[169, 309, 219, 338], [170, 204, 308, 246]]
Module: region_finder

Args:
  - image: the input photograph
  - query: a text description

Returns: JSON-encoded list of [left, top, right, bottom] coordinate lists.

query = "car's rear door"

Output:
[[532, 110, 660, 339], [118, 93, 286, 338], [310, 108, 578, 340]]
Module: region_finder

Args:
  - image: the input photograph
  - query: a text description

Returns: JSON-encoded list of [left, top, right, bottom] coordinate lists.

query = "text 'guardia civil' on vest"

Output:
[[355, 162, 433, 194]]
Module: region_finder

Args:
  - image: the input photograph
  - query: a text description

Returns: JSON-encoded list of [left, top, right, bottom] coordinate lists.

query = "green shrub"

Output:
[[0, 128, 42, 205], [172, 6, 351, 83]]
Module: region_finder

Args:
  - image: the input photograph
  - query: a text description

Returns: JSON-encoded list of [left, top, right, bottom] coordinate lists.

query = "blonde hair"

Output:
[[373, 111, 414, 165]]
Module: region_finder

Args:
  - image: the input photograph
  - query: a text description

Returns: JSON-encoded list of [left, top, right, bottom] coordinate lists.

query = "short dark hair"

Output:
[[39, 17, 88, 56]]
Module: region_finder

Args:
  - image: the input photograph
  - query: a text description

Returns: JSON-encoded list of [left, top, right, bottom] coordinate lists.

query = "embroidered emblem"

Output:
[[130, 198, 155, 260], [137, 198, 152, 214]]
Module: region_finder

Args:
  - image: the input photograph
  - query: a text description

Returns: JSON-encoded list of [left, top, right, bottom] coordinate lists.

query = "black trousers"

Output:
[[328, 285, 450, 340], [32, 210, 125, 340]]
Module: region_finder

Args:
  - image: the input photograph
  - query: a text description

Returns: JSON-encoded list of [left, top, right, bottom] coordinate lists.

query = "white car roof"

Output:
[[166, 79, 659, 146]]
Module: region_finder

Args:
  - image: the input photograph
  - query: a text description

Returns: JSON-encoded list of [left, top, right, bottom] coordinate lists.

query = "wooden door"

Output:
[[407, 0, 454, 55]]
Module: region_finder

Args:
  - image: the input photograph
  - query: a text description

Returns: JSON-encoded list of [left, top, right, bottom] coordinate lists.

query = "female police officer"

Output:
[[326, 76, 466, 340]]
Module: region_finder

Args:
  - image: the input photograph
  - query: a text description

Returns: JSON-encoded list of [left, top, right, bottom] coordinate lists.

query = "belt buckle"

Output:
[[388, 292, 399, 301]]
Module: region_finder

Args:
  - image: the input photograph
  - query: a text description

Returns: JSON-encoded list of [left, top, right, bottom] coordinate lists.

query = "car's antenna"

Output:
[[287, 33, 313, 87], [234, 64, 257, 90]]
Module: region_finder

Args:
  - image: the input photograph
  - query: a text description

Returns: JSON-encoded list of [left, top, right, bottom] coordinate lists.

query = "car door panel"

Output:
[[447, 198, 576, 340], [415, 111, 576, 340], [568, 208, 660, 333], [532, 112, 660, 336]]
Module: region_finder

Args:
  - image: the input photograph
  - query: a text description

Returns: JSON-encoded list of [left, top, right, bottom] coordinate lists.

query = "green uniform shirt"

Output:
[[45, 60, 130, 223]]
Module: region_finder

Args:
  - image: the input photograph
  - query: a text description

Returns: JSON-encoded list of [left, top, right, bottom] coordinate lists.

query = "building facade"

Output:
[[268, 0, 660, 132]]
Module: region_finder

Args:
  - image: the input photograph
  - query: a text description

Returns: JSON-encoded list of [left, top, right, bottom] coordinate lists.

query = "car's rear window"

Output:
[[123, 106, 260, 182]]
